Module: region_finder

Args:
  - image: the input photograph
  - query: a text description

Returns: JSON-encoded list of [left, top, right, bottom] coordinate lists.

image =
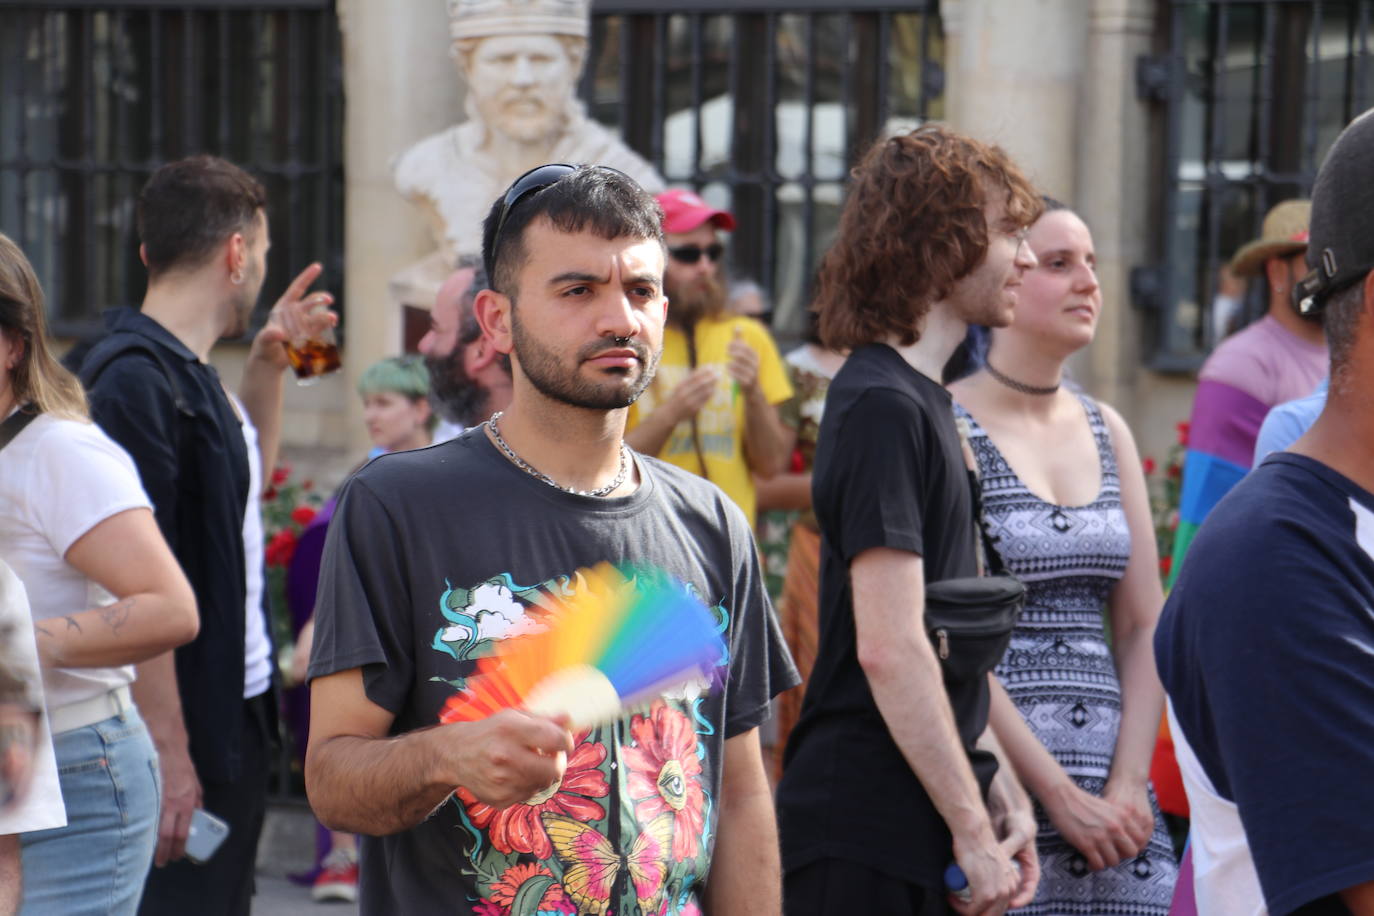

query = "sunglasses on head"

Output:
[[668, 243, 725, 265], [486, 163, 632, 280]]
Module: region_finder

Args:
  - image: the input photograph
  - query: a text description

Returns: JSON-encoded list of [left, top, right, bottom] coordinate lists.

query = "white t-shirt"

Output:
[[0, 560, 65, 833], [0, 413, 149, 710], [229, 395, 271, 701], [432, 417, 464, 444], [1169, 701, 1267, 915]]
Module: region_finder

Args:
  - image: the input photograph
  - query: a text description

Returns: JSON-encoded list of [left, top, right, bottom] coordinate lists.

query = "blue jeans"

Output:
[[20, 708, 160, 915]]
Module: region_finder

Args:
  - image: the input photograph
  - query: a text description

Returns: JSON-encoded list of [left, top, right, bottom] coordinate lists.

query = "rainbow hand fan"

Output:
[[438, 563, 725, 729]]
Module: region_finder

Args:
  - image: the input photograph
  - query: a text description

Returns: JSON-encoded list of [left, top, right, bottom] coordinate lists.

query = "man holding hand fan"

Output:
[[304, 164, 798, 915]]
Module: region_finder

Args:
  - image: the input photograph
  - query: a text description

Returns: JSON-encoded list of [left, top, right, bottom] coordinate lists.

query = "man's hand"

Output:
[[950, 826, 1021, 916], [248, 262, 336, 369], [985, 755, 1041, 910], [1042, 779, 1142, 871], [664, 366, 720, 425], [441, 710, 573, 811], [725, 328, 760, 393], [152, 742, 203, 866]]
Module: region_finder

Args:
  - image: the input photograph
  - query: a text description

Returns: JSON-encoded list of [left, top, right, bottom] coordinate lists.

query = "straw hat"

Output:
[[1229, 199, 1311, 277]]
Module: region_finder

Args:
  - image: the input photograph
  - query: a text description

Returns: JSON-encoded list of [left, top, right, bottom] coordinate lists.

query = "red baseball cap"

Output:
[[656, 189, 736, 234]]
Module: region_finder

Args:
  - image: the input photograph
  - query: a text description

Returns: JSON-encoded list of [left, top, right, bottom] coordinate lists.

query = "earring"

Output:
[[230, 269, 244, 285]]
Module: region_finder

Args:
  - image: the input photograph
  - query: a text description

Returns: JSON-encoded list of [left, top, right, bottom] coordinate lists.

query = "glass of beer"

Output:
[[285, 318, 341, 385]]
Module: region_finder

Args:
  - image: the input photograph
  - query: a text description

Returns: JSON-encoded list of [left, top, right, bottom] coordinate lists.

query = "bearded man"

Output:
[[623, 189, 792, 525], [305, 163, 798, 915], [417, 261, 512, 439]]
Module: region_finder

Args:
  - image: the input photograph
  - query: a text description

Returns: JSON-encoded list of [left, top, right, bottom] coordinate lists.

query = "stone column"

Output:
[[336, 0, 463, 455], [941, 0, 1087, 202], [1075, 0, 1195, 463]]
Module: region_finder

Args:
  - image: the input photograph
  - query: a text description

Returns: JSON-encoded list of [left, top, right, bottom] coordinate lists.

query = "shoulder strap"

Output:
[[1079, 394, 1119, 478], [0, 405, 40, 453], [81, 337, 194, 419], [953, 412, 1010, 577]]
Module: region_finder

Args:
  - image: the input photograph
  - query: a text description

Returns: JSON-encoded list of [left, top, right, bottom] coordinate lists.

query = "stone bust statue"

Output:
[[391, 0, 664, 305]]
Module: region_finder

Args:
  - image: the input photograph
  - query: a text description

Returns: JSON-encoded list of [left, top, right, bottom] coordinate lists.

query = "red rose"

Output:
[[301, 479, 314, 491], [291, 506, 317, 526], [1176, 421, 1190, 446], [1160, 555, 1173, 577], [263, 487, 278, 502], [266, 529, 298, 568], [1142, 457, 1157, 475], [271, 465, 290, 486]]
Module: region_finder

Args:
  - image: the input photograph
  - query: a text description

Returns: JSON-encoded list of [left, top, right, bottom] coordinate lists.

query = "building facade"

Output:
[[1, 0, 1368, 481]]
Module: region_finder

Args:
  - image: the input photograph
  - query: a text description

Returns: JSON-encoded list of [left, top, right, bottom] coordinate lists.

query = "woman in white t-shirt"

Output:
[[0, 233, 198, 914]]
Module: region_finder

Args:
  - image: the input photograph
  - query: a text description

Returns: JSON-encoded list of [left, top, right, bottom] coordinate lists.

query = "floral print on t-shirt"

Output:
[[431, 569, 728, 916]]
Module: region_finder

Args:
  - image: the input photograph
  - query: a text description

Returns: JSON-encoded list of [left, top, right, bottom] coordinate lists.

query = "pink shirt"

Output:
[[1199, 314, 1327, 408]]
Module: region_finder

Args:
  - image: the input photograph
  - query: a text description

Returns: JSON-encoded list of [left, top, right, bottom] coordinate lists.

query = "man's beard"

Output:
[[510, 310, 659, 410], [425, 348, 487, 428], [222, 285, 259, 339], [665, 272, 728, 328]]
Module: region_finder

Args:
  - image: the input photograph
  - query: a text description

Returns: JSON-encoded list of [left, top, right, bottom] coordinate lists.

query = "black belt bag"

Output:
[[924, 426, 1027, 683], [925, 574, 1025, 684]]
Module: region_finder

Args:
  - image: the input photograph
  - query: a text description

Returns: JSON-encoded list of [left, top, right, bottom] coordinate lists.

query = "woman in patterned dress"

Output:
[[948, 201, 1178, 913]]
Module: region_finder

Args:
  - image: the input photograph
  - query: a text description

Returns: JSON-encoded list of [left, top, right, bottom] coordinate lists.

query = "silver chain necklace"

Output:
[[487, 411, 629, 498]]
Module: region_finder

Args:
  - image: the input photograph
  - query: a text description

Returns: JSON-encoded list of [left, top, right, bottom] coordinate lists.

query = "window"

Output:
[[585, 2, 941, 341], [0, 2, 344, 339], [1140, 0, 1372, 369]]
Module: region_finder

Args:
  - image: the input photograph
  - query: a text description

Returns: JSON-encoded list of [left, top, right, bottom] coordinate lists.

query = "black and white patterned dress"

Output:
[[954, 396, 1177, 915]]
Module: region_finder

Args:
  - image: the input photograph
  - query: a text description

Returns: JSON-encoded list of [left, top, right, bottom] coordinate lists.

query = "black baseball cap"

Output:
[[1295, 107, 1374, 315]]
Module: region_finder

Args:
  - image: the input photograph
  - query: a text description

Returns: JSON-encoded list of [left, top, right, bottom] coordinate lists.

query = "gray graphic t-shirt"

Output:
[[310, 428, 798, 915]]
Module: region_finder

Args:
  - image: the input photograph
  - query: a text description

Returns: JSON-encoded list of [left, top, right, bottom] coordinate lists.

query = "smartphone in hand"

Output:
[[185, 808, 230, 865]]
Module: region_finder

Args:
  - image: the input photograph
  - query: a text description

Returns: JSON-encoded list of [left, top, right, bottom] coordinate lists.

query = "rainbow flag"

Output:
[[1166, 379, 1273, 589]]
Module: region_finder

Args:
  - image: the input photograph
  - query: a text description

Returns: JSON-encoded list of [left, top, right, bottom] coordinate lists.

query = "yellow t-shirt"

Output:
[[628, 315, 793, 523]]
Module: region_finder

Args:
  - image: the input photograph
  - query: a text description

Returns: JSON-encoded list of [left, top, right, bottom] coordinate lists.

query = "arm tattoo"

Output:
[[34, 625, 53, 640], [62, 616, 82, 633], [99, 599, 133, 636]]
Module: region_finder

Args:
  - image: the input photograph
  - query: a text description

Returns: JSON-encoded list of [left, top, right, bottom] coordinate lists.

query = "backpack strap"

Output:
[[81, 337, 195, 420], [0, 404, 40, 453]]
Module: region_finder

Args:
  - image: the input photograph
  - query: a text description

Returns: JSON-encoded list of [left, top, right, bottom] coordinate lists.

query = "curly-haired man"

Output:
[[776, 124, 1043, 915]]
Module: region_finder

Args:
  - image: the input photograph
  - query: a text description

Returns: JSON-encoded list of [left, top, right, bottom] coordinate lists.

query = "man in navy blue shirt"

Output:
[[1157, 107, 1374, 915]]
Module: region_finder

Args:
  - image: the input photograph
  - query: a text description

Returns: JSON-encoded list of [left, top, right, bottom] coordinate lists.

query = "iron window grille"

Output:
[[0, 1, 344, 341], [586, 1, 943, 342], [1137, 0, 1372, 371]]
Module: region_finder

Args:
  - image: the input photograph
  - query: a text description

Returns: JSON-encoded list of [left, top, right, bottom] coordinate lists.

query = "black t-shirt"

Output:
[[775, 342, 992, 889], [309, 429, 798, 915]]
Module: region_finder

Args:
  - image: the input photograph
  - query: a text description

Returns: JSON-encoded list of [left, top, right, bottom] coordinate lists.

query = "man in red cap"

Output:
[[625, 189, 792, 525]]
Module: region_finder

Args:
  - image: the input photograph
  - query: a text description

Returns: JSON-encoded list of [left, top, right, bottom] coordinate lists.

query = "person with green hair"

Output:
[[358, 356, 434, 457], [287, 355, 433, 904]]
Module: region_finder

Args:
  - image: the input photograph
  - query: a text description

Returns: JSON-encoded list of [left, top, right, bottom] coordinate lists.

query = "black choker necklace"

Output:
[[985, 360, 1060, 396]]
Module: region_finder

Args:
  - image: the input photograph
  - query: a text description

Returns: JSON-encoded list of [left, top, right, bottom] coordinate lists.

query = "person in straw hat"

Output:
[[1165, 198, 1327, 590]]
